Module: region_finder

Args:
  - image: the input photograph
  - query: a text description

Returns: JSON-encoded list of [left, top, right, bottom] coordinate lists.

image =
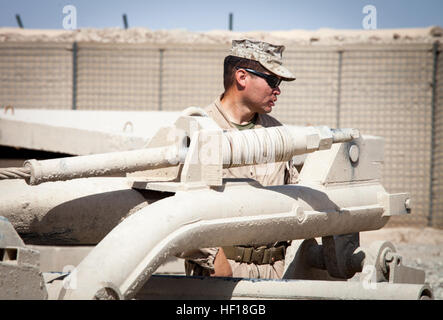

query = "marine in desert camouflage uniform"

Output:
[[179, 39, 298, 279]]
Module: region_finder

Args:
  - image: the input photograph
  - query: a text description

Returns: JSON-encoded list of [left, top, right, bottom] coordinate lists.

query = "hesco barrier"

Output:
[[433, 42, 443, 229], [0, 41, 442, 228]]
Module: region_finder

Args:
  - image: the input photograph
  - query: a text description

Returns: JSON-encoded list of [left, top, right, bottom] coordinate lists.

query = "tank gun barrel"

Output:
[[2, 125, 359, 185]]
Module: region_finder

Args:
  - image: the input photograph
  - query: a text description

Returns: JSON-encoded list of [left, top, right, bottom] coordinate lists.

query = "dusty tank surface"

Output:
[[0, 107, 434, 300]]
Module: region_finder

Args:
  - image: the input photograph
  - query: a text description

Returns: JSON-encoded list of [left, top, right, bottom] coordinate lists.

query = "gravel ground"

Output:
[[359, 227, 443, 300]]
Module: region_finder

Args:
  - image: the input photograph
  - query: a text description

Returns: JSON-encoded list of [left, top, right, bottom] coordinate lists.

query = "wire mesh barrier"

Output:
[[432, 43, 443, 229], [161, 45, 226, 111], [0, 42, 72, 109], [76, 43, 161, 110], [340, 45, 435, 228], [0, 41, 441, 228]]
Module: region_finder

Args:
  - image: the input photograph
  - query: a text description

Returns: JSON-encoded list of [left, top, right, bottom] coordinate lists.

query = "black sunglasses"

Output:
[[236, 67, 282, 88]]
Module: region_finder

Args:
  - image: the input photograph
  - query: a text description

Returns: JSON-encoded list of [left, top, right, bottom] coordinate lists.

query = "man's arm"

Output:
[[212, 247, 233, 277]]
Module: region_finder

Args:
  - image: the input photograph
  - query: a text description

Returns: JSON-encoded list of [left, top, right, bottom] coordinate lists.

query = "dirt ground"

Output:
[[359, 226, 443, 299]]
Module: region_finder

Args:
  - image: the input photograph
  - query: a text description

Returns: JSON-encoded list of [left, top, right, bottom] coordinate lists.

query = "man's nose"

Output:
[[273, 86, 281, 95]]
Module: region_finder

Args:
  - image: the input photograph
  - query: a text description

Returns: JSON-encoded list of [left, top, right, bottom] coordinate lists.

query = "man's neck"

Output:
[[220, 91, 257, 125]]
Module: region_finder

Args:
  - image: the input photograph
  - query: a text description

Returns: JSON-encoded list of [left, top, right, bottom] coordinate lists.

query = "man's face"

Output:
[[242, 69, 282, 114]]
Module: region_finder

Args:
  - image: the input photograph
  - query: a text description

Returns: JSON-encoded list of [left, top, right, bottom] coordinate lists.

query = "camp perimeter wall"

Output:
[[0, 41, 442, 228]]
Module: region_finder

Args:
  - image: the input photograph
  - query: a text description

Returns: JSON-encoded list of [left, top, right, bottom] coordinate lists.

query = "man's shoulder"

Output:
[[204, 99, 221, 121], [203, 101, 216, 114], [204, 98, 233, 129]]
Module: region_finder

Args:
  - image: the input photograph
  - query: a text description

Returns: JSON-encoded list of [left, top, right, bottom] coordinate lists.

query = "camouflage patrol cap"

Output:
[[230, 39, 296, 81]]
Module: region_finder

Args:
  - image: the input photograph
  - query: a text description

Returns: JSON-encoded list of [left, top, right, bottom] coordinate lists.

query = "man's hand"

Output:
[[211, 247, 233, 277]]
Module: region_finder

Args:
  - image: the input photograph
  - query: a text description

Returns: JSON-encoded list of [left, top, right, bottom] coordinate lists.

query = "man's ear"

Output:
[[235, 68, 247, 88]]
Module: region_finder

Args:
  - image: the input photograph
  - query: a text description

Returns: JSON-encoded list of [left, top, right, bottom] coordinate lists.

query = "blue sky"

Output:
[[0, 0, 442, 31]]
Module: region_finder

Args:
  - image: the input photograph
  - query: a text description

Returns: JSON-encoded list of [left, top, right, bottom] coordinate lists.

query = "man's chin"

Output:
[[264, 106, 273, 113], [256, 105, 274, 114]]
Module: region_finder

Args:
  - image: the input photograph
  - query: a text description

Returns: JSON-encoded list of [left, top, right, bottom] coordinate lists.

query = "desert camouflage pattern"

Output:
[[230, 39, 296, 81], [181, 96, 299, 278]]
